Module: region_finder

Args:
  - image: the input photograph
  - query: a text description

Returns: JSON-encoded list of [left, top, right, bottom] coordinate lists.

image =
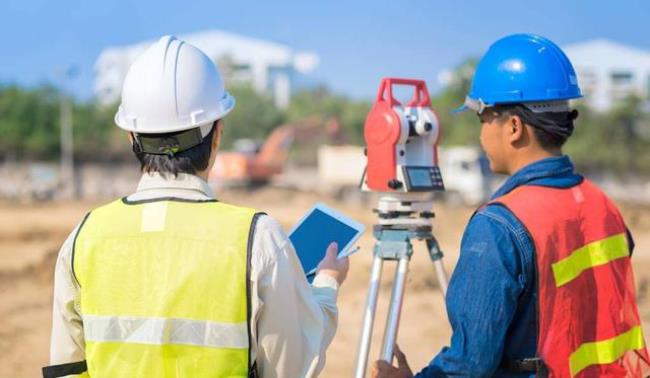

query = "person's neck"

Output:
[[196, 170, 209, 181], [508, 149, 562, 175]]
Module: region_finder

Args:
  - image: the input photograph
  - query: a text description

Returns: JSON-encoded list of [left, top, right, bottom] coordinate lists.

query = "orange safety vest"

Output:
[[493, 179, 650, 377]]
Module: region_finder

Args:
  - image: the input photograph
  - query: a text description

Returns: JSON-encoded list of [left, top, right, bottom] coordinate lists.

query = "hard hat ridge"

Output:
[[115, 35, 235, 134], [456, 33, 582, 114]]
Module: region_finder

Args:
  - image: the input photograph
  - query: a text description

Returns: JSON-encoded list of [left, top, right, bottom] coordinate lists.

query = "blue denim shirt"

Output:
[[416, 156, 587, 377]]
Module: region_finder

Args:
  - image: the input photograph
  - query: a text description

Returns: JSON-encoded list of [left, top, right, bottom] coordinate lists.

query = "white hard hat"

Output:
[[115, 35, 235, 135]]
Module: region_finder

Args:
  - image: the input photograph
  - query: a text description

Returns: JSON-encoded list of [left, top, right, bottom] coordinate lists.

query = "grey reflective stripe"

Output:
[[83, 314, 248, 349]]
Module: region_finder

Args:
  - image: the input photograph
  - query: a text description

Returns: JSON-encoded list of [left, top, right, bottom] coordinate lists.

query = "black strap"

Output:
[[247, 212, 266, 378], [70, 212, 91, 288], [501, 358, 547, 376], [42, 360, 87, 378], [134, 127, 205, 156], [249, 361, 259, 378]]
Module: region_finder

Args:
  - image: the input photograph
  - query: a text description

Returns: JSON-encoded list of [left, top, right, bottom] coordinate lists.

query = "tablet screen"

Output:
[[289, 208, 360, 280]]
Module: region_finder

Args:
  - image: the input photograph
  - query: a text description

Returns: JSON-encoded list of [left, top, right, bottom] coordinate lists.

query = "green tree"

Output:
[[2, 74, 649, 177], [287, 87, 370, 144], [0, 85, 61, 160], [430, 58, 480, 146], [220, 85, 286, 148], [566, 95, 650, 175]]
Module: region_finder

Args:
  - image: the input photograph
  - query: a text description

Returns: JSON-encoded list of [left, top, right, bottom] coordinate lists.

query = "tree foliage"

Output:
[[286, 86, 370, 144], [1, 71, 649, 175], [220, 85, 286, 148], [0, 85, 61, 159]]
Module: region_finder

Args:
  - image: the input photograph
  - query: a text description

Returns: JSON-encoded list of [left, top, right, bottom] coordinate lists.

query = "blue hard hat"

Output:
[[456, 34, 582, 113]]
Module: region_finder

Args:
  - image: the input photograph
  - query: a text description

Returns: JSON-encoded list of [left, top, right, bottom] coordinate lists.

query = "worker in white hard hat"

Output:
[[44, 35, 348, 378]]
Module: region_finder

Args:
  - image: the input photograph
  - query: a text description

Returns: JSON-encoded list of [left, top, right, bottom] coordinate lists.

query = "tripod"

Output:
[[354, 196, 449, 378]]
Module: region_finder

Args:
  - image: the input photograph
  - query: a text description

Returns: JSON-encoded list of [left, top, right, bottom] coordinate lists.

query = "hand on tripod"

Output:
[[371, 345, 414, 378]]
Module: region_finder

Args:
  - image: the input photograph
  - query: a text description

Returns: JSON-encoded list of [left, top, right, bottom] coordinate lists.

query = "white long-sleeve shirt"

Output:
[[49, 173, 340, 378]]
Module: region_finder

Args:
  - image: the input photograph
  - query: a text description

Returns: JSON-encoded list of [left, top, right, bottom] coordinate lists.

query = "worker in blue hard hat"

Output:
[[372, 34, 650, 377]]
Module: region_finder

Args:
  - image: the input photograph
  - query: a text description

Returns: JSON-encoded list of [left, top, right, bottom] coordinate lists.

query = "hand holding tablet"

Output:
[[305, 245, 361, 279], [288, 203, 365, 283]]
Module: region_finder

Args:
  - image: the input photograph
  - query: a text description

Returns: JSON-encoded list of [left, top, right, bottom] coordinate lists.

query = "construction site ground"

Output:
[[1, 187, 649, 377]]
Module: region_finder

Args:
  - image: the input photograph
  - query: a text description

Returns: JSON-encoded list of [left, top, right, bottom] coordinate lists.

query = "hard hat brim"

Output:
[[452, 104, 470, 114], [115, 93, 236, 134], [453, 96, 489, 115]]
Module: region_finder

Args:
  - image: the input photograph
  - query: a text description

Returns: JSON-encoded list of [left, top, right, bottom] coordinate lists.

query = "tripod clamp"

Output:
[[374, 224, 445, 264]]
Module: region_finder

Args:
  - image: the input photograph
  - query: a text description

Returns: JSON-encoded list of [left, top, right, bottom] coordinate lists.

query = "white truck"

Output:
[[317, 145, 492, 206], [437, 146, 492, 206]]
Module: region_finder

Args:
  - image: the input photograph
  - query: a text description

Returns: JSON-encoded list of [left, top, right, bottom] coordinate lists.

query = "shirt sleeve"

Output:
[[49, 221, 86, 366], [416, 208, 528, 377], [249, 215, 339, 378]]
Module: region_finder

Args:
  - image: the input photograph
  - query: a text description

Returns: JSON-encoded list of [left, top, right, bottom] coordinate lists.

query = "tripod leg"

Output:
[[426, 237, 449, 297], [379, 255, 410, 362], [354, 254, 384, 378], [434, 259, 448, 296]]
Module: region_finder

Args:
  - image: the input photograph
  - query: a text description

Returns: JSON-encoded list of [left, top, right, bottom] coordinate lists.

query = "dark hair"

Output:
[[492, 104, 579, 149], [132, 125, 215, 177]]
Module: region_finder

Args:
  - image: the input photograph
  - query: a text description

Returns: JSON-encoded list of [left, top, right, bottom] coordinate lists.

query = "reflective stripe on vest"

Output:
[[83, 314, 249, 349], [551, 232, 629, 287], [492, 180, 650, 377], [73, 198, 259, 378], [569, 325, 645, 377]]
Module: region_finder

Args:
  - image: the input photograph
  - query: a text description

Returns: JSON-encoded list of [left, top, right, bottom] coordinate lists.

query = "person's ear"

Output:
[[508, 115, 525, 144], [212, 120, 222, 151]]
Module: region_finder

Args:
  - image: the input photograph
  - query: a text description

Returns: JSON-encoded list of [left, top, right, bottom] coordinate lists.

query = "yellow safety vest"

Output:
[[73, 197, 261, 378]]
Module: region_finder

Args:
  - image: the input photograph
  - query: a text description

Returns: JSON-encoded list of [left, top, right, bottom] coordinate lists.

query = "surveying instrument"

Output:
[[355, 78, 449, 377]]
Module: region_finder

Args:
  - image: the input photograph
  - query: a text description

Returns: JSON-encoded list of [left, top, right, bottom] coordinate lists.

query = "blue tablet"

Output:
[[289, 203, 365, 282]]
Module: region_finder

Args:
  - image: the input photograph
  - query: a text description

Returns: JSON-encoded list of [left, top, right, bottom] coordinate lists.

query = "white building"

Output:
[[94, 30, 319, 109], [563, 39, 650, 111]]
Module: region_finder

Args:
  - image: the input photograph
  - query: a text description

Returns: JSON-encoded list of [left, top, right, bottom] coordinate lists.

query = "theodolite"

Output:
[[355, 78, 449, 378]]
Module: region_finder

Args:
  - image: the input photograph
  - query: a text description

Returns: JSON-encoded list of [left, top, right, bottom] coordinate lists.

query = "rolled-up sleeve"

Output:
[[49, 222, 86, 366], [250, 215, 339, 378], [416, 210, 527, 377]]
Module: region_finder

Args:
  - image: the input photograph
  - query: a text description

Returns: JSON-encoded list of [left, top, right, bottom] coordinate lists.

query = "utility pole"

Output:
[[59, 93, 74, 199], [58, 66, 79, 200]]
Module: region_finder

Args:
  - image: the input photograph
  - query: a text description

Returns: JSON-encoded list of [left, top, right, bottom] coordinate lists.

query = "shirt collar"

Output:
[[491, 155, 577, 199], [136, 172, 215, 199]]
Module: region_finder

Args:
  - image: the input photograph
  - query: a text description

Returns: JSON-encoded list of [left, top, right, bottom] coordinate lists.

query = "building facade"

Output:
[[563, 39, 650, 111]]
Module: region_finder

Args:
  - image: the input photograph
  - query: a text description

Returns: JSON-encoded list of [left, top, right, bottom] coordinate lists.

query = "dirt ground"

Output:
[[1, 188, 649, 377]]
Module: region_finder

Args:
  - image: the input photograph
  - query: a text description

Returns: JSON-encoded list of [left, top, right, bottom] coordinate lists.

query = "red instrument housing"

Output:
[[364, 78, 434, 191]]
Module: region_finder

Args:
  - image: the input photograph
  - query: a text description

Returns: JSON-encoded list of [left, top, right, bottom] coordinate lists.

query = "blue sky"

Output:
[[2, 0, 650, 100]]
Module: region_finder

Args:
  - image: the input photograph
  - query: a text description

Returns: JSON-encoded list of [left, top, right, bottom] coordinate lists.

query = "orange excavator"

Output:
[[208, 116, 344, 186]]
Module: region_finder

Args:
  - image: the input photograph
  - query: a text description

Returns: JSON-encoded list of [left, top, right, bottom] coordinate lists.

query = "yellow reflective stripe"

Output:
[[552, 233, 628, 287], [569, 325, 645, 376]]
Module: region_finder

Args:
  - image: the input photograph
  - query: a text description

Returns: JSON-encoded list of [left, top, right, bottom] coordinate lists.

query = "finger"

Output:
[[370, 361, 380, 377], [372, 360, 391, 373], [394, 345, 408, 368], [325, 242, 338, 259]]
